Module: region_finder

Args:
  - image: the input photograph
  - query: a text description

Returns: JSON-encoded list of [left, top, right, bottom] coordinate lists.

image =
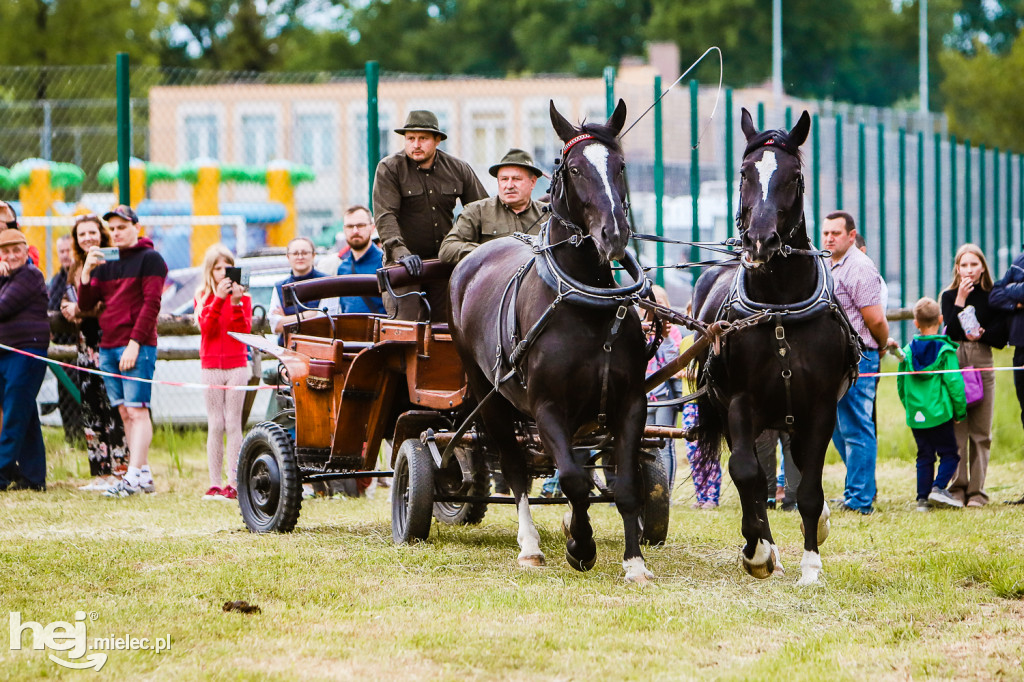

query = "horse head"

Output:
[[549, 99, 630, 264], [736, 108, 811, 267]]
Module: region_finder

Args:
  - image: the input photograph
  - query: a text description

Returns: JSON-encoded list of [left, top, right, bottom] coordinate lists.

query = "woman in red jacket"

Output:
[[195, 244, 252, 500]]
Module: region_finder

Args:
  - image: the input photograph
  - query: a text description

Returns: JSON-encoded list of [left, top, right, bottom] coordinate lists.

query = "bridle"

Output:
[[548, 133, 632, 248]]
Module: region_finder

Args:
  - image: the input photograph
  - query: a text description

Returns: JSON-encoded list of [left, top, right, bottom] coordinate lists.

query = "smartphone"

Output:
[[65, 284, 78, 303], [98, 246, 120, 262], [225, 266, 249, 288]]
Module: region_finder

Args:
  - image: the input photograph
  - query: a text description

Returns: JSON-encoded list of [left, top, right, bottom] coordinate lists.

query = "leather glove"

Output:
[[398, 254, 423, 277]]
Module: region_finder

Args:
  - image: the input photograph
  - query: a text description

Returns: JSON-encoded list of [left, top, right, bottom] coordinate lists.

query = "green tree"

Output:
[[940, 31, 1024, 150]]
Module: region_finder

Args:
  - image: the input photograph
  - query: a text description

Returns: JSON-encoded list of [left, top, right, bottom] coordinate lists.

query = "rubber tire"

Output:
[[392, 439, 435, 543], [237, 422, 302, 533], [433, 445, 489, 525], [639, 450, 670, 546]]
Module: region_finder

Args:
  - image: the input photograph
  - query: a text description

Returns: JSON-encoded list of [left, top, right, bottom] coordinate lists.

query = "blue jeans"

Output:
[[98, 344, 157, 408], [0, 348, 48, 489], [832, 350, 879, 512], [912, 420, 960, 500]]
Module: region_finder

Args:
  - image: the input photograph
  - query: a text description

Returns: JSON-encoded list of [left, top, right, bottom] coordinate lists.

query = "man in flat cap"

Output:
[[372, 110, 487, 321], [439, 148, 547, 265]]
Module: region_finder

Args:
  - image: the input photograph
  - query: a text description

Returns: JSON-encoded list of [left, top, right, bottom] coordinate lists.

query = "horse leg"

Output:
[[727, 398, 778, 579], [535, 402, 596, 572], [612, 396, 654, 584], [792, 425, 832, 586]]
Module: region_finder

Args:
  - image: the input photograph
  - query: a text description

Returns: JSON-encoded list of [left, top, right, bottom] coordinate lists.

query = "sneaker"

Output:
[[916, 499, 930, 512], [203, 486, 222, 500], [139, 478, 156, 494], [837, 501, 873, 515], [302, 484, 315, 499], [780, 499, 798, 512], [927, 487, 964, 509], [766, 498, 776, 510], [219, 486, 237, 501], [103, 480, 142, 498], [700, 500, 718, 510], [79, 478, 112, 492]]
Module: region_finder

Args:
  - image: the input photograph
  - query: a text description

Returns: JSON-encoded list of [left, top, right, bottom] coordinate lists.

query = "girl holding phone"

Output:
[[195, 244, 252, 500]]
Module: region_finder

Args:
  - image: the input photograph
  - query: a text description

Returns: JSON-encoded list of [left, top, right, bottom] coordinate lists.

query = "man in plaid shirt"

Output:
[[823, 211, 890, 515]]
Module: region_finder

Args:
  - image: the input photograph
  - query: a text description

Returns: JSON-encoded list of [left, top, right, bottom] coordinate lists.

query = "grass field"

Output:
[[2, 356, 1024, 680]]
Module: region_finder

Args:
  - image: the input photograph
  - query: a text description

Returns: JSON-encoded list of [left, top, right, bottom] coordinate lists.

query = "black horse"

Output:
[[691, 108, 860, 586], [448, 100, 656, 583]]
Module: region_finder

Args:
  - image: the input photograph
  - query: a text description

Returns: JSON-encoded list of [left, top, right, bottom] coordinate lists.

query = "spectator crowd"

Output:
[[0, 110, 1023, 509]]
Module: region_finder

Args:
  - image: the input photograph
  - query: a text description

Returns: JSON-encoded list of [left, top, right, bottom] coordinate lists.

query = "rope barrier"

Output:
[[0, 341, 282, 391], [861, 364, 1017, 379]]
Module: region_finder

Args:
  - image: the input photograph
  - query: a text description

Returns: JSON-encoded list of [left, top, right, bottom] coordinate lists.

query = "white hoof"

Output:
[[518, 553, 546, 568], [741, 539, 775, 579], [623, 557, 654, 584], [796, 550, 823, 586]]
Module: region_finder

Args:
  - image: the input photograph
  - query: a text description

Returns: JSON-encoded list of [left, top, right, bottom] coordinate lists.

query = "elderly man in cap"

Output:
[[439, 149, 547, 265], [79, 205, 167, 498], [372, 110, 487, 321], [0, 228, 50, 491]]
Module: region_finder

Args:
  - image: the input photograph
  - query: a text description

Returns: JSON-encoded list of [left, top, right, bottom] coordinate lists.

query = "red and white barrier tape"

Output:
[[0, 342, 282, 391], [861, 365, 1016, 379]]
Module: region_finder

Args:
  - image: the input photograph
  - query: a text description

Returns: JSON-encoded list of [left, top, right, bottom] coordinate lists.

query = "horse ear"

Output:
[[789, 110, 811, 147], [740, 108, 757, 141], [606, 98, 627, 136], [550, 100, 577, 143]]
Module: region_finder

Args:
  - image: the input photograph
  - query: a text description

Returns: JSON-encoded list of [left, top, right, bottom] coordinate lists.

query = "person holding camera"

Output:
[[195, 244, 252, 501], [78, 205, 167, 498]]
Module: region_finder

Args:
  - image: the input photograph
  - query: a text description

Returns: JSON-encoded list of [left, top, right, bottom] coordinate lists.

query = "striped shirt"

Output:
[[830, 248, 883, 349]]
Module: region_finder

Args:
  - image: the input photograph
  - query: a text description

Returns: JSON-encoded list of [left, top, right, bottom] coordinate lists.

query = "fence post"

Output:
[[365, 61, 380, 208], [654, 75, 664, 287], [877, 123, 886, 283], [965, 139, 973, 245], [898, 128, 906, 339], [1019, 154, 1023, 247], [690, 79, 700, 285], [785, 106, 792, 129], [1006, 151, 1013, 266], [933, 132, 941, 297], [116, 53, 131, 206], [979, 143, 987, 256], [858, 123, 866, 243], [725, 88, 734, 232], [836, 114, 844, 210], [950, 135, 958, 250], [604, 66, 616, 118], [994, 147, 1000, 272], [812, 113, 821, 246], [757, 102, 765, 130]]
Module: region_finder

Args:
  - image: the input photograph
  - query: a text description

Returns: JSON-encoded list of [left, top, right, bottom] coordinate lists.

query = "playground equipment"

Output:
[[5, 159, 85, 273]]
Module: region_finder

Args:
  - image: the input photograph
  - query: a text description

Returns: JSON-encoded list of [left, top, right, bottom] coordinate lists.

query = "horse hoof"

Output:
[[623, 557, 655, 585], [518, 554, 546, 568], [565, 551, 596, 572], [741, 540, 775, 580], [797, 550, 823, 586]]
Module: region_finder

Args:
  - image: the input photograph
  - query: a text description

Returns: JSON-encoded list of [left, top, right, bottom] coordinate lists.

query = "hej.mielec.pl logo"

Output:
[[9, 611, 171, 671]]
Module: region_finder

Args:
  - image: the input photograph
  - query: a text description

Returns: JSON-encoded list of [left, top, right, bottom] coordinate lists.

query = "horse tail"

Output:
[[691, 358, 723, 465]]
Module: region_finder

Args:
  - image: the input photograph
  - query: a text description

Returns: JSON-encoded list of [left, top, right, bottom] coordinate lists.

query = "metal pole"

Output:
[[965, 139, 972, 245], [898, 128, 906, 338], [858, 122, 866, 243], [918, 131, 926, 300], [604, 66, 616, 118], [772, 0, 783, 104], [950, 135, 958, 249], [877, 123, 886, 280], [41, 101, 52, 161], [757, 102, 765, 131], [654, 75, 664, 287], [1006, 150, 1013, 263], [933, 132, 941, 296], [1020, 153, 1023, 247], [836, 114, 844, 210], [785, 106, 792, 130], [116, 53, 131, 206], [994, 148, 1000, 272], [979, 143, 987, 255], [366, 61, 380, 208], [690, 79, 700, 285], [812, 113, 821, 246], [725, 88, 734, 234], [919, 0, 929, 114]]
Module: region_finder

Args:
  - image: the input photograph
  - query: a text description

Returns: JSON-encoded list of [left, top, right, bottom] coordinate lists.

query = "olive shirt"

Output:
[[372, 149, 488, 263], [438, 197, 547, 265]]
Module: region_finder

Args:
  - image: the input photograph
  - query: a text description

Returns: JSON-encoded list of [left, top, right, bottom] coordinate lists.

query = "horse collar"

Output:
[[723, 254, 835, 322]]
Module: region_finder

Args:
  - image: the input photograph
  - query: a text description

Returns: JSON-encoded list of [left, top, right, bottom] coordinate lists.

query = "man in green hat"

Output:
[[439, 148, 548, 265], [372, 110, 487, 320]]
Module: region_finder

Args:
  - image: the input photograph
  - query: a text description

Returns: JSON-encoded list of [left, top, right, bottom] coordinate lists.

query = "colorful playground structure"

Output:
[[0, 157, 316, 272]]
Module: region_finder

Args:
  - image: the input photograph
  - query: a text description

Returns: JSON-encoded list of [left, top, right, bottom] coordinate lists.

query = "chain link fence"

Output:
[[1, 63, 1020, 424]]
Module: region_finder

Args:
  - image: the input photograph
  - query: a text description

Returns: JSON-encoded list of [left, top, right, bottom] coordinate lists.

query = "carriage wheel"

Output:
[[392, 439, 435, 543], [433, 445, 489, 526], [639, 449, 670, 546], [237, 422, 302, 533]]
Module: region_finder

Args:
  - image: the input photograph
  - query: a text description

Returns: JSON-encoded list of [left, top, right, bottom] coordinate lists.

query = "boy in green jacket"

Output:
[[896, 297, 968, 511]]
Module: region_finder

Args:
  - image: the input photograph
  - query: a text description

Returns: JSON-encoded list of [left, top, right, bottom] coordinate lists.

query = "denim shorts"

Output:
[[97, 344, 157, 408]]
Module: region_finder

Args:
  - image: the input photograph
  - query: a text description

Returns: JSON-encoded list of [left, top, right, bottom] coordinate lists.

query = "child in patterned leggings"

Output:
[[681, 402, 721, 509]]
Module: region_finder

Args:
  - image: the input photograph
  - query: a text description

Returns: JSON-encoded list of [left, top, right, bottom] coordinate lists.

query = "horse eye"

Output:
[[569, 167, 580, 176]]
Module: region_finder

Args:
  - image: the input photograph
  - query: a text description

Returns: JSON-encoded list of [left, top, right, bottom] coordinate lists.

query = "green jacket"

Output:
[[896, 334, 968, 429], [438, 196, 546, 265]]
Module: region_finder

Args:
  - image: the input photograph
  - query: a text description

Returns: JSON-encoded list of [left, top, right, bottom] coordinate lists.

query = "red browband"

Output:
[[561, 134, 594, 156]]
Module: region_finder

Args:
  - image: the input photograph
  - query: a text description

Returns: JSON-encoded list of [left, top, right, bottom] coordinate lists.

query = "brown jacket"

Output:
[[439, 196, 547, 265], [372, 149, 487, 263]]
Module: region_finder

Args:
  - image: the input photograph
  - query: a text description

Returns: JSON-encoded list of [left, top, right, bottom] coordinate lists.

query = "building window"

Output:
[[528, 108, 558, 174], [295, 114, 334, 170], [470, 111, 507, 168], [184, 114, 218, 161], [241, 114, 276, 165], [354, 111, 391, 163]]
